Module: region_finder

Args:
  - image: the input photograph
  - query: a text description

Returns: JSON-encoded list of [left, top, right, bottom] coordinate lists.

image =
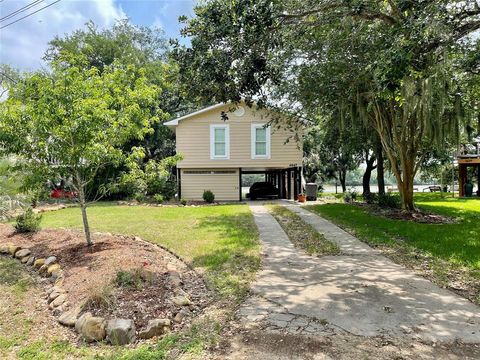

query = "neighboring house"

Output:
[[164, 102, 303, 201]]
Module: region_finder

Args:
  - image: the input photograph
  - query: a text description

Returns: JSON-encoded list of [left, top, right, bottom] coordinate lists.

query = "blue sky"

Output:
[[0, 0, 196, 70]]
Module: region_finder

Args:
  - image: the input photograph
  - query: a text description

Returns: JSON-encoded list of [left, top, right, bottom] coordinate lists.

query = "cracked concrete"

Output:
[[238, 202, 480, 343]]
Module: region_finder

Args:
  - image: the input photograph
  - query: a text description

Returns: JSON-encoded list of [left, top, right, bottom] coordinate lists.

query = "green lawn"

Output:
[[306, 193, 480, 272], [41, 203, 260, 300], [0, 257, 92, 359]]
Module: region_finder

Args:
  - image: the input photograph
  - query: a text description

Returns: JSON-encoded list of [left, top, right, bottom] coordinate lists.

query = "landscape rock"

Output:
[[15, 248, 31, 259], [0, 243, 13, 254], [49, 269, 63, 282], [8, 245, 21, 256], [44, 256, 57, 266], [75, 312, 106, 342], [39, 264, 49, 274], [49, 294, 66, 309], [106, 318, 136, 345], [33, 258, 45, 269], [169, 272, 183, 287], [58, 306, 82, 327], [138, 319, 171, 339], [48, 291, 61, 303], [47, 264, 61, 275], [174, 312, 185, 323], [26, 256, 35, 266], [20, 256, 30, 263], [172, 295, 191, 307]]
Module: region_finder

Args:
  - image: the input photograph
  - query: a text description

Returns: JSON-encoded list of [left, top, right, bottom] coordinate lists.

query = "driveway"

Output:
[[238, 202, 480, 344]]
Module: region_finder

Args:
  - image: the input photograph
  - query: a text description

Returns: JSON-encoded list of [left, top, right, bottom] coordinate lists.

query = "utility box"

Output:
[[305, 183, 318, 201]]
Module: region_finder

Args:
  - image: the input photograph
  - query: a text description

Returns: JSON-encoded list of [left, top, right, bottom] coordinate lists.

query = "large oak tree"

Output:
[[173, 0, 480, 210]]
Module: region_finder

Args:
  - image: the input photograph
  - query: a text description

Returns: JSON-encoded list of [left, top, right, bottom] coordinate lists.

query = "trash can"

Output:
[[305, 183, 318, 201]]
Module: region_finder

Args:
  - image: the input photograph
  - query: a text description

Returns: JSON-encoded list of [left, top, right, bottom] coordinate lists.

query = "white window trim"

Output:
[[251, 123, 271, 159], [210, 124, 230, 160]]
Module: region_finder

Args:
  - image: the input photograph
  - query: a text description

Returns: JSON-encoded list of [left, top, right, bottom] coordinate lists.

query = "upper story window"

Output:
[[210, 124, 230, 159], [251, 123, 271, 159]]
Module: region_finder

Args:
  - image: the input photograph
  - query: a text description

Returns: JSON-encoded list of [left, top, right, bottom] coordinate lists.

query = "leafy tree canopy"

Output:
[[173, 0, 480, 210], [0, 54, 161, 245]]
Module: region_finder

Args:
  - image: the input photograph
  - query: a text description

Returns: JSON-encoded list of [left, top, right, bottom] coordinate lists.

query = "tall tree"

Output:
[[173, 0, 479, 211], [0, 56, 161, 245], [43, 20, 196, 199]]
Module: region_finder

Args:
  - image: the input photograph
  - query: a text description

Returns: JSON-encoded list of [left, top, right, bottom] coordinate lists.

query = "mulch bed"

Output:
[[354, 203, 456, 224], [0, 224, 211, 333]]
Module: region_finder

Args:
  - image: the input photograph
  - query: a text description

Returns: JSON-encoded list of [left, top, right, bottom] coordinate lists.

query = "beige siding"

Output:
[[181, 169, 239, 201], [175, 104, 302, 169]]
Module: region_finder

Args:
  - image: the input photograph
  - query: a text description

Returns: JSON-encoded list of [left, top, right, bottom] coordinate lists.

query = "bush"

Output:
[[180, 198, 187, 206], [203, 190, 215, 203], [364, 192, 378, 204], [153, 194, 164, 203], [134, 193, 146, 202], [343, 188, 357, 203], [378, 193, 401, 209], [84, 285, 114, 310], [15, 208, 42, 233], [115, 268, 153, 290]]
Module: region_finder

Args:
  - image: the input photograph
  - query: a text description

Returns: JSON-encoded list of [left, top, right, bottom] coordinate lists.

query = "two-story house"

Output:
[[164, 102, 303, 201]]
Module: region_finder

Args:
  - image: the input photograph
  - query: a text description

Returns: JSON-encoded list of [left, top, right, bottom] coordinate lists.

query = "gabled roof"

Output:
[[164, 103, 226, 127]]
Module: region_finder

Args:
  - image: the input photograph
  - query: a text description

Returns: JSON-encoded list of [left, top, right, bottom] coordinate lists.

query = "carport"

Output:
[[240, 166, 303, 201]]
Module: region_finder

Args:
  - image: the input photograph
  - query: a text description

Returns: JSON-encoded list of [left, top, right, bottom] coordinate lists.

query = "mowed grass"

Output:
[[41, 203, 260, 300], [306, 193, 480, 271], [0, 257, 92, 360]]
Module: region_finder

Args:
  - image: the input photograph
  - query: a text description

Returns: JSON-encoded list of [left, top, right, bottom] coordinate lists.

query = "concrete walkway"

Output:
[[239, 202, 480, 343]]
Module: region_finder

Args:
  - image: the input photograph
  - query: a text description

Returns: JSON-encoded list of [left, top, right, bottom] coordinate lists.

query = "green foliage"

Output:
[[174, 0, 480, 211], [14, 208, 41, 233], [153, 194, 164, 203], [117, 154, 181, 200], [202, 190, 215, 203], [180, 198, 187, 206], [378, 194, 401, 209], [115, 268, 153, 290], [0, 51, 161, 244]]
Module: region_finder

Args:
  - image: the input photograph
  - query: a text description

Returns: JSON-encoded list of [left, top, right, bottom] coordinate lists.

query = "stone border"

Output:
[[0, 237, 194, 346]]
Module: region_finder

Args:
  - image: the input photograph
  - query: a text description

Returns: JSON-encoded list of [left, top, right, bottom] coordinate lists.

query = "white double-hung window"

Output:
[[251, 123, 271, 159], [210, 124, 230, 159]]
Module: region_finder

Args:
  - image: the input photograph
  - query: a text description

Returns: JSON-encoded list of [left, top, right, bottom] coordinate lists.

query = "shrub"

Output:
[[343, 188, 357, 203], [115, 268, 153, 290], [15, 208, 42, 233], [84, 285, 114, 310], [180, 198, 187, 206], [203, 190, 215, 203], [378, 193, 401, 209], [134, 193, 146, 202], [153, 194, 164, 203], [364, 192, 378, 204]]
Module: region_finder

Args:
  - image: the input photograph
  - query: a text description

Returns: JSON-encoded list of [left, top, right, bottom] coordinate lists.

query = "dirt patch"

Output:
[[356, 203, 456, 224], [0, 224, 211, 333], [223, 330, 480, 360]]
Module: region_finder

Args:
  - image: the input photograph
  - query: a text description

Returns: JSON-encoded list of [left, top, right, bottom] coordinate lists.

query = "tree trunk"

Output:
[[375, 141, 385, 195], [362, 152, 376, 196], [339, 169, 347, 192], [78, 185, 93, 246]]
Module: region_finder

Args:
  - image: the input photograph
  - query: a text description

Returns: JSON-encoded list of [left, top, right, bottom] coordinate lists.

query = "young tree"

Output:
[[0, 57, 161, 246]]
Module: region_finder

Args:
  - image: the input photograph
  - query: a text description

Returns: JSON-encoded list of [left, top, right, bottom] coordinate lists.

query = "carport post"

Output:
[[239, 168, 242, 201], [287, 168, 292, 199], [293, 168, 298, 200]]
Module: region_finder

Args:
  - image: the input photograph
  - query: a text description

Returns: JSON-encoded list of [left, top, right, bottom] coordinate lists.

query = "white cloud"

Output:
[[0, 0, 127, 70]]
